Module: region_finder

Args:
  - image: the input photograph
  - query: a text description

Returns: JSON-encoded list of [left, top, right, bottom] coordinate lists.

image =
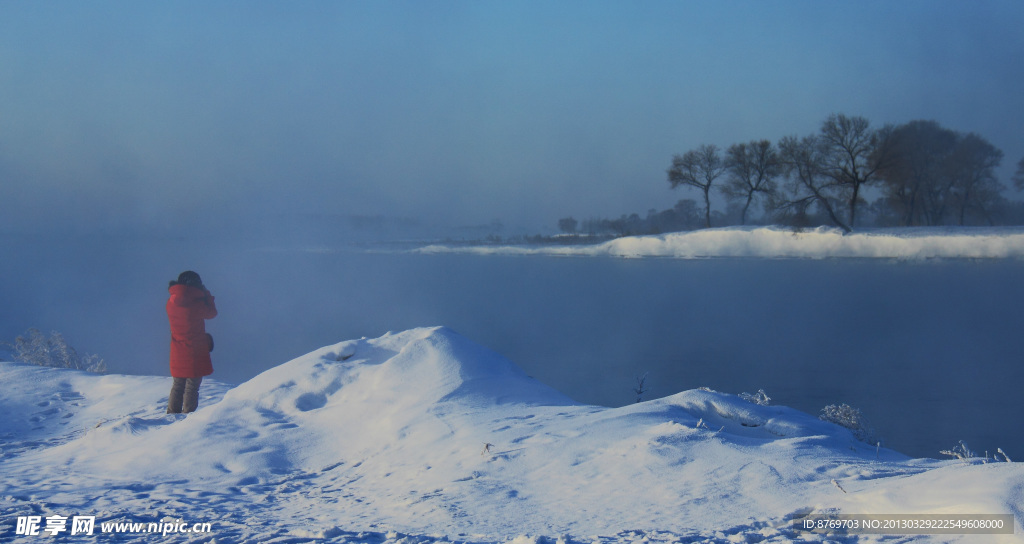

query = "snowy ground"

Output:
[[1, 327, 1020, 543], [415, 226, 1024, 259]]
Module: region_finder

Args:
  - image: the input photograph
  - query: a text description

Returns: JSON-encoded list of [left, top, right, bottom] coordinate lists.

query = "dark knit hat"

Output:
[[176, 270, 204, 288]]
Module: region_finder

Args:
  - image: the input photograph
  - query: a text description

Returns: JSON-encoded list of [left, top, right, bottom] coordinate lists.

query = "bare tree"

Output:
[[777, 135, 851, 232], [818, 113, 894, 228], [946, 133, 1004, 226], [876, 120, 959, 226], [878, 121, 1006, 226], [558, 216, 578, 235], [1013, 157, 1024, 192], [723, 140, 781, 225], [667, 144, 727, 228], [633, 372, 649, 403]]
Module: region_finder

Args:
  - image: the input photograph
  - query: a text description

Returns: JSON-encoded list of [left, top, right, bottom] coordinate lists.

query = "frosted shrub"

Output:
[[940, 440, 976, 461], [819, 403, 877, 444], [6, 328, 106, 373], [740, 389, 771, 406]]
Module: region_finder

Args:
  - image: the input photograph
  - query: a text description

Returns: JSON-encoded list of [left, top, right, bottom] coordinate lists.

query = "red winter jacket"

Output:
[[167, 284, 218, 378]]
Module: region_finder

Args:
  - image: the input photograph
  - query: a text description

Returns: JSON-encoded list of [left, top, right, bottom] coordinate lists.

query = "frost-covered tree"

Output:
[[7, 328, 106, 373], [820, 403, 877, 444]]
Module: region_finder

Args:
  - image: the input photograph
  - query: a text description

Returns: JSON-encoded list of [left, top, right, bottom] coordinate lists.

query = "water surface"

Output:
[[1, 236, 1020, 459]]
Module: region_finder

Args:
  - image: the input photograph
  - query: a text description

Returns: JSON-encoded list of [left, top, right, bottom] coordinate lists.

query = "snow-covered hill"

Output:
[[2, 327, 1021, 543], [416, 226, 1024, 259]]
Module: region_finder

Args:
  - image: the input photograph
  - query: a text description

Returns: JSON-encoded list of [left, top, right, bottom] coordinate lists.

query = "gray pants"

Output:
[[167, 377, 203, 414]]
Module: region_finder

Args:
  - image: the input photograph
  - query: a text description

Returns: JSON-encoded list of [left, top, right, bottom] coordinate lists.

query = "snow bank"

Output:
[[2, 327, 1022, 543], [416, 226, 1024, 259]]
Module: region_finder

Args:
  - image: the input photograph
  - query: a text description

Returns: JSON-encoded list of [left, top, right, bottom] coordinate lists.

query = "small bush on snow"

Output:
[[739, 389, 771, 406], [5, 328, 106, 373], [940, 440, 976, 461], [819, 403, 877, 444]]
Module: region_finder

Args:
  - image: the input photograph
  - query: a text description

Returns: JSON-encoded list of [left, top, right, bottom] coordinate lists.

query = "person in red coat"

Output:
[[166, 270, 218, 413]]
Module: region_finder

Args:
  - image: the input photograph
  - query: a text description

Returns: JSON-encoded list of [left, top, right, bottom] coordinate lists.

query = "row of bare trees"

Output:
[[880, 121, 1006, 227], [667, 114, 1016, 232]]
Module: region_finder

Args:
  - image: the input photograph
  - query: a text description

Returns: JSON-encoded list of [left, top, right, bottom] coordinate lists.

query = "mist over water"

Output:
[[1, 234, 1021, 459]]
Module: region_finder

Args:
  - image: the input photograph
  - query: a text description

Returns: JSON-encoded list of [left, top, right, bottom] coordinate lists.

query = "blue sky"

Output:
[[2, 1, 1022, 234]]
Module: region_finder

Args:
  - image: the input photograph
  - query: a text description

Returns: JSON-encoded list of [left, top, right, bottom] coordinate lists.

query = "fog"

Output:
[[2, 1, 1024, 237], [2, 232, 1023, 459], [2, 3, 1024, 460]]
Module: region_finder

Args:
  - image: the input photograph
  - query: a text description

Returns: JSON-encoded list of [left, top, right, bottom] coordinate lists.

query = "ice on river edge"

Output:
[[415, 226, 1024, 260]]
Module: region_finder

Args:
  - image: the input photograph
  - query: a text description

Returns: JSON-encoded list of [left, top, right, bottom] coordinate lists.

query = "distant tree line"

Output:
[[560, 114, 1024, 236], [560, 200, 707, 237]]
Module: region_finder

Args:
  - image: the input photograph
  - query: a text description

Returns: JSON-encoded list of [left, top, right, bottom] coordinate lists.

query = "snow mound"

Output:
[[2, 327, 1022, 543], [416, 226, 1024, 259], [32, 327, 572, 480], [232, 326, 574, 414]]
